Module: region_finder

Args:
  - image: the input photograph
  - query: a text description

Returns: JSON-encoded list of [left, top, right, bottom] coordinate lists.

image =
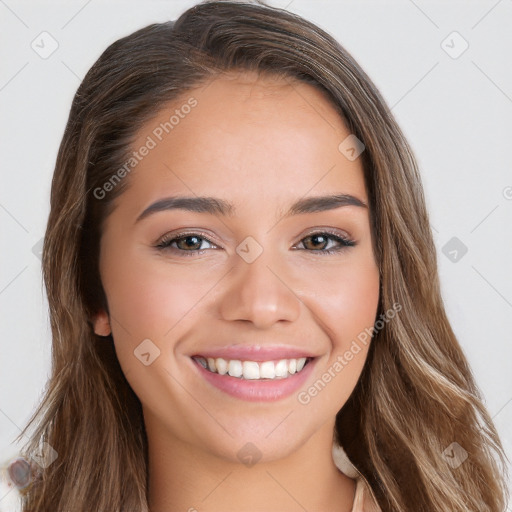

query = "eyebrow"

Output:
[[135, 193, 368, 224]]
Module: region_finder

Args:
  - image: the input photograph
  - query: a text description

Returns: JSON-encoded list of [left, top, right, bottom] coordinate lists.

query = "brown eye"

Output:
[[156, 232, 217, 255], [302, 234, 330, 250], [296, 232, 356, 255], [174, 235, 204, 251]]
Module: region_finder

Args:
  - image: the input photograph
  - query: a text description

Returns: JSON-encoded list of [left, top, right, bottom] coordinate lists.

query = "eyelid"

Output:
[[298, 226, 354, 242]]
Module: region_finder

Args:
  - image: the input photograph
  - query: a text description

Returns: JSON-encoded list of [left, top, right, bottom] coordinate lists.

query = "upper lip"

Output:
[[191, 345, 318, 362]]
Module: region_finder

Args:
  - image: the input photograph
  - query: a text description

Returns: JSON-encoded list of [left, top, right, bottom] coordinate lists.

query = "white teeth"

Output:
[[195, 356, 310, 380], [228, 359, 243, 378], [242, 361, 260, 380], [259, 361, 275, 379], [216, 357, 228, 375], [274, 359, 288, 377]]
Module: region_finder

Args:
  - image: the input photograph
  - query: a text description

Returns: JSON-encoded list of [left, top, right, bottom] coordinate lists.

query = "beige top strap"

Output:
[[332, 443, 382, 512]]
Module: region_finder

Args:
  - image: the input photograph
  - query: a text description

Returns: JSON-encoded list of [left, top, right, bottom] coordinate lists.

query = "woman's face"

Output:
[[94, 71, 380, 463]]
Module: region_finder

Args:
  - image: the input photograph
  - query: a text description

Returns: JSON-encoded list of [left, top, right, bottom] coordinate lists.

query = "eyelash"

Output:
[[155, 229, 356, 256]]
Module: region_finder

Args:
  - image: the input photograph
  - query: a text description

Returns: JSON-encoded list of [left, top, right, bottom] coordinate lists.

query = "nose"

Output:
[[218, 249, 301, 329]]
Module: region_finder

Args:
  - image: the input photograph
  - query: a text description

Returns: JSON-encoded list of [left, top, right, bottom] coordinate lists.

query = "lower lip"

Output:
[[192, 358, 316, 402]]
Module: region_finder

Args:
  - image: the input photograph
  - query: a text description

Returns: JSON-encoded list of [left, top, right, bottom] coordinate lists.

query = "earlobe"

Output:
[[92, 310, 111, 337]]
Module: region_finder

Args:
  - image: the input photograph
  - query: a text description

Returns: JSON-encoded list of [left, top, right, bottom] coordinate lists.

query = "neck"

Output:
[[146, 416, 356, 512]]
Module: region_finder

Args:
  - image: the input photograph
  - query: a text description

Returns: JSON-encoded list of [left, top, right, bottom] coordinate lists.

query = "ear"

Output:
[[92, 310, 111, 337]]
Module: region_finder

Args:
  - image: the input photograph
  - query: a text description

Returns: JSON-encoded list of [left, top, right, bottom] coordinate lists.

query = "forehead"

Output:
[[120, 70, 366, 214]]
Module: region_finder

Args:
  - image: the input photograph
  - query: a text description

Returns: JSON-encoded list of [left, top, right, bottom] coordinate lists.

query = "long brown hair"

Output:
[[17, 1, 509, 510]]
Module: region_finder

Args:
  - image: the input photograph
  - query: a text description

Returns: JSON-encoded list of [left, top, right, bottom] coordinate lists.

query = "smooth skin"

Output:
[[93, 70, 380, 512]]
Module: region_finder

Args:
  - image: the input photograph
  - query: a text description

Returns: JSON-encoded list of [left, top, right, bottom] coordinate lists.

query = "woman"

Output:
[[15, 1, 509, 510]]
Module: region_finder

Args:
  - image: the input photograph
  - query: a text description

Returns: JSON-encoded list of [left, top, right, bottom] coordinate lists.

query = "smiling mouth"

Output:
[[192, 356, 313, 380]]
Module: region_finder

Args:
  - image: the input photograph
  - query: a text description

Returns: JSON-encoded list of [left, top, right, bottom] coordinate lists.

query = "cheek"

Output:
[[101, 250, 217, 340], [295, 256, 380, 412], [99, 251, 222, 404], [302, 256, 380, 348], [334, 262, 380, 345]]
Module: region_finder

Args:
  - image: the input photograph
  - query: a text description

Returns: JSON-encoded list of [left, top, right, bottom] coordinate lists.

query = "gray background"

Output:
[[1, 0, 511, 508]]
